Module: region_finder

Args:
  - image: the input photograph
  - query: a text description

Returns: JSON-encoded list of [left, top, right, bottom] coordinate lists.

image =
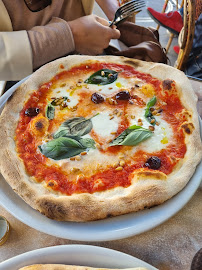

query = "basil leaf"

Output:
[[120, 129, 153, 146], [46, 104, 55, 120], [110, 129, 129, 146], [147, 96, 157, 108], [79, 138, 96, 149], [128, 125, 144, 130], [84, 69, 118, 85], [39, 137, 86, 160], [110, 126, 152, 146], [54, 117, 93, 138], [145, 96, 157, 126]]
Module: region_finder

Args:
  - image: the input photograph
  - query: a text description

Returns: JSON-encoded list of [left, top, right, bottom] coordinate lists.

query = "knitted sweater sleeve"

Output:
[[28, 17, 75, 69]]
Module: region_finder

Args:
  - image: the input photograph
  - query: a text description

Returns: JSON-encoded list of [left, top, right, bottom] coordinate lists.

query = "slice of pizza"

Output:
[[19, 265, 148, 270], [0, 55, 201, 221]]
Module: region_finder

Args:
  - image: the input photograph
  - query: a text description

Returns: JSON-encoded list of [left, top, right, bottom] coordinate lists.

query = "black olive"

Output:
[[115, 91, 131, 100], [25, 107, 40, 117], [91, 93, 105, 104], [145, 156, 161, 170]]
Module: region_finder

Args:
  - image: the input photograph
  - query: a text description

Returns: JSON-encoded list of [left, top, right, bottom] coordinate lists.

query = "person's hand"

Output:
[[68, 15, 120, 55]]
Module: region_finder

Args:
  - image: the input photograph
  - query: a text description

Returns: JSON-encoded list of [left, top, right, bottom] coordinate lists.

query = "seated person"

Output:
[[0, 0, 120, 81]]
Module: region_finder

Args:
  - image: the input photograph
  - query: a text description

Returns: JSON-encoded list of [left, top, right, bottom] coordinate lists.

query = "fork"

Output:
[[109, 0, 145, 27]]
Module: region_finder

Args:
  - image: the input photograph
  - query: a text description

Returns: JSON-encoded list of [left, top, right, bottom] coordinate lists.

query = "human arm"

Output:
[[0, 0, 120, 80], [68, 14, 120, 56], [28, 17, 75, 70], [0, 17, 75, 80], [0, 31, 33, 80]]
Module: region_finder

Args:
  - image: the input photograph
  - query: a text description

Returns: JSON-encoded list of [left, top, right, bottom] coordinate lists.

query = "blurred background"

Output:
[[94, 0, 180, 66]]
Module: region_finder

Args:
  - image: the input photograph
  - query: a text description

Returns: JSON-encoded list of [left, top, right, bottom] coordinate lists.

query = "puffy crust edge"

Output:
[[0, 55, 201, 222]]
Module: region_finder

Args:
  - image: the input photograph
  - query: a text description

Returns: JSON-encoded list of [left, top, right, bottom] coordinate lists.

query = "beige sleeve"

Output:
[[0, 30, 32, 81], [28, 17, 75, 70]]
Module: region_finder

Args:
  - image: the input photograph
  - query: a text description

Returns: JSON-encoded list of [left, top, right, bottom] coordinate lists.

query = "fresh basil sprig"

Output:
[[54, 116, 94, 138], [46, 104, 55, 120], [39, 115, 97, 160], [110, 125, 153, 146], [145, 96, 157, 126], [39, 137, 95, 160], [79, 138, 96, 149], [84, 69, 118, 85], [54, 115, 99, 139]]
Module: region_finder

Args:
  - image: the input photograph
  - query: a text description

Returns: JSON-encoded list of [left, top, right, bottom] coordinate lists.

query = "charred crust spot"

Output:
[[182, 123, 194, 134], [107, 213, 113, 218], [35, 120, 44, 130], [124, 60, 140, 68], [162, 79, 174, 90], [41, 201, 66, 219], [185, 127, 191, 134]]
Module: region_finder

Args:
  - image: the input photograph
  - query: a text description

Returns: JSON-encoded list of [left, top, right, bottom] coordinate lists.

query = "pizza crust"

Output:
[[0, 55, 201, 221]]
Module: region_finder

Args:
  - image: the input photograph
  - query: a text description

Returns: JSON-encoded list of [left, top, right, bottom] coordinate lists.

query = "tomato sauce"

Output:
[[15, 62, 186, 195]]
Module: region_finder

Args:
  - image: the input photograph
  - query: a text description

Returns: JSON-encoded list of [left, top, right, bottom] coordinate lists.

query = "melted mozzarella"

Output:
[[51, 86, 79, 108], [91, 112, 119, 138]]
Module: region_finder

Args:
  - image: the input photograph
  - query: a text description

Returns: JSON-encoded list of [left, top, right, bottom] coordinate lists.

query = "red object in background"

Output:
[[173, 45, 180, 54], [147, 7, 183, 35]]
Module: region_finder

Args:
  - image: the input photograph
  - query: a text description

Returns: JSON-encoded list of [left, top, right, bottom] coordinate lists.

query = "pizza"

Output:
[[19, 266, 147, 270], [0, 55, 201, 222]]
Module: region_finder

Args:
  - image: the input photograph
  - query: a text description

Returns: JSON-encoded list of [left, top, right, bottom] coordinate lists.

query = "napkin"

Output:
[[106, 22, 168, 64]]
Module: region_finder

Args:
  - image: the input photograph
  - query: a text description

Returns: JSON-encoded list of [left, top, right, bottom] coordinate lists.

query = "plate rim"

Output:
[[0, 80, 201, 242], [0, 244, 158, 270]]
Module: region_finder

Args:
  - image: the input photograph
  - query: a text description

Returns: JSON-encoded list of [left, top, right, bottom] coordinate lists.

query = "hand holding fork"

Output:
[[109, 0, 145, 27]]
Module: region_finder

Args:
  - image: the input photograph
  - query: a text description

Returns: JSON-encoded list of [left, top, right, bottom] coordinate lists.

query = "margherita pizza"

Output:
[[0, 56, 201, 221]]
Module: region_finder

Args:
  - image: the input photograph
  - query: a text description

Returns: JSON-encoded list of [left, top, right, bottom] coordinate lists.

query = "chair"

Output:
[[175, 0, 195, 70], [156, 0, 184, 53], [157, 0, 195, 71]]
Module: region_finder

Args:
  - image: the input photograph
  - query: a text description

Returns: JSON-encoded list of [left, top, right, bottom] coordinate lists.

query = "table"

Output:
[[0, 182, 202, 269], [0, 80, 201, 270]]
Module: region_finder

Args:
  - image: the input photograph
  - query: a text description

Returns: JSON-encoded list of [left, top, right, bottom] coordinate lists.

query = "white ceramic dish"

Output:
[[0, 245, 157, 270], [0, 81, 6, 97], [0, 80, 201, 242]]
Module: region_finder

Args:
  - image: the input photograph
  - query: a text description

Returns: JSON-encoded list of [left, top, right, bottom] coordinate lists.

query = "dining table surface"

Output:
[[0, 79, 201, 270]]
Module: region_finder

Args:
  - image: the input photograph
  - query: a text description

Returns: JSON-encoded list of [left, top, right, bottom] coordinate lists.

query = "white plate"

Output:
[[0, 245, 157, 270], [0, 81, 6, 97], [0, 81, 201, 242]]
